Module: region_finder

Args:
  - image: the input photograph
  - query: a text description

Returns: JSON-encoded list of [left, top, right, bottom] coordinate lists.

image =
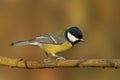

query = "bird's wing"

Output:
[[30, 31, 66, 44]]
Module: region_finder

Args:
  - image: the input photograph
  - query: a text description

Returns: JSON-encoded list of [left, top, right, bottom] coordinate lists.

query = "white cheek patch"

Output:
[[67, 32, 79, 42]]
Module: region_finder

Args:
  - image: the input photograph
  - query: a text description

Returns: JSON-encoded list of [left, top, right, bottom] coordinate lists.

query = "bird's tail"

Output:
[[10, 40, 31, 46]]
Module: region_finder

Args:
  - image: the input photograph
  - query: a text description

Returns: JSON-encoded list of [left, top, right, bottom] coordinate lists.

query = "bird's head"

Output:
[[65, 26, 84, 45]]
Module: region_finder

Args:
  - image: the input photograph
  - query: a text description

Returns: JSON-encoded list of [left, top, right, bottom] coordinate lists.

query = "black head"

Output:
[[65, 26, 83, 45]]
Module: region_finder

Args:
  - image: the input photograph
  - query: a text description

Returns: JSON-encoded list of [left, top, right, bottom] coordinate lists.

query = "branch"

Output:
[[0, 56, 120, 69]]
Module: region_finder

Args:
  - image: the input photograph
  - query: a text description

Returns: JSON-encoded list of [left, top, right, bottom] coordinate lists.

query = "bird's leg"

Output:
[[43, 52, 51, 62], [45, 52, 49, 57], [43, 53, 66, 62], [52, 54, 66, 60]]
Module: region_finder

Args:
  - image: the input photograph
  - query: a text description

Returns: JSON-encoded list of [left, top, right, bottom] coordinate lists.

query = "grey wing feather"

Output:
[[11, 34, 55, 46], [30, 34, 55, 44], [48, 32, 66, 44], [11, 31, 66, 46], [30, 32, 66, 44]]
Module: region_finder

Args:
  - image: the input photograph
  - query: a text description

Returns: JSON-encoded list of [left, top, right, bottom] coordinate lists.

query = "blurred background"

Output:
[[0, 0, 120, 80]]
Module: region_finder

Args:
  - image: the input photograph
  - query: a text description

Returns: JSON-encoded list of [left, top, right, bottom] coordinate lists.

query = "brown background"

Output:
[[0, 0, 120, 80]]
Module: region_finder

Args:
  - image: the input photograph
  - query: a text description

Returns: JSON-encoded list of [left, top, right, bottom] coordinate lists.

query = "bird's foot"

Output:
[[54, 55, 66, 60], [43, 57, 51, 62], [43, 55, 66, 62]]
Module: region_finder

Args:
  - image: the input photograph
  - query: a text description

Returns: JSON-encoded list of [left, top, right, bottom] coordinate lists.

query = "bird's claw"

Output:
[[55, 55, 66, 61], [43, 55, 66, 63], [43, 58, 51, 62]]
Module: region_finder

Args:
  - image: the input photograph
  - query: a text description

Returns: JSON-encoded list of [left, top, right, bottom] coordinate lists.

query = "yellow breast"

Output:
[[42, 41, 72, 54]]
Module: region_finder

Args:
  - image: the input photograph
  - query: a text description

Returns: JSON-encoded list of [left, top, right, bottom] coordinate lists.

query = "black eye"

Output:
[[72, 32, 75, 35]]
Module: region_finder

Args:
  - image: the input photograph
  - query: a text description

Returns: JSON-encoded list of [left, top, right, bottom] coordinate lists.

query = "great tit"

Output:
[[11, 26, 84, 60]]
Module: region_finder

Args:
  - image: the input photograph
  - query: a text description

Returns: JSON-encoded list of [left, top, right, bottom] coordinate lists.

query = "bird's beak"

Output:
[[80, 38, 85, 42]]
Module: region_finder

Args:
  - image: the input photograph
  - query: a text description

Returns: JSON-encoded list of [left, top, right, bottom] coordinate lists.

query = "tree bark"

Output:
[[0, 56, 119, 69]]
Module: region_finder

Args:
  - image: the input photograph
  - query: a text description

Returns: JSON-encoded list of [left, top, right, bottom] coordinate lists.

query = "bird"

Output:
[[10, 26, 84, 60]]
